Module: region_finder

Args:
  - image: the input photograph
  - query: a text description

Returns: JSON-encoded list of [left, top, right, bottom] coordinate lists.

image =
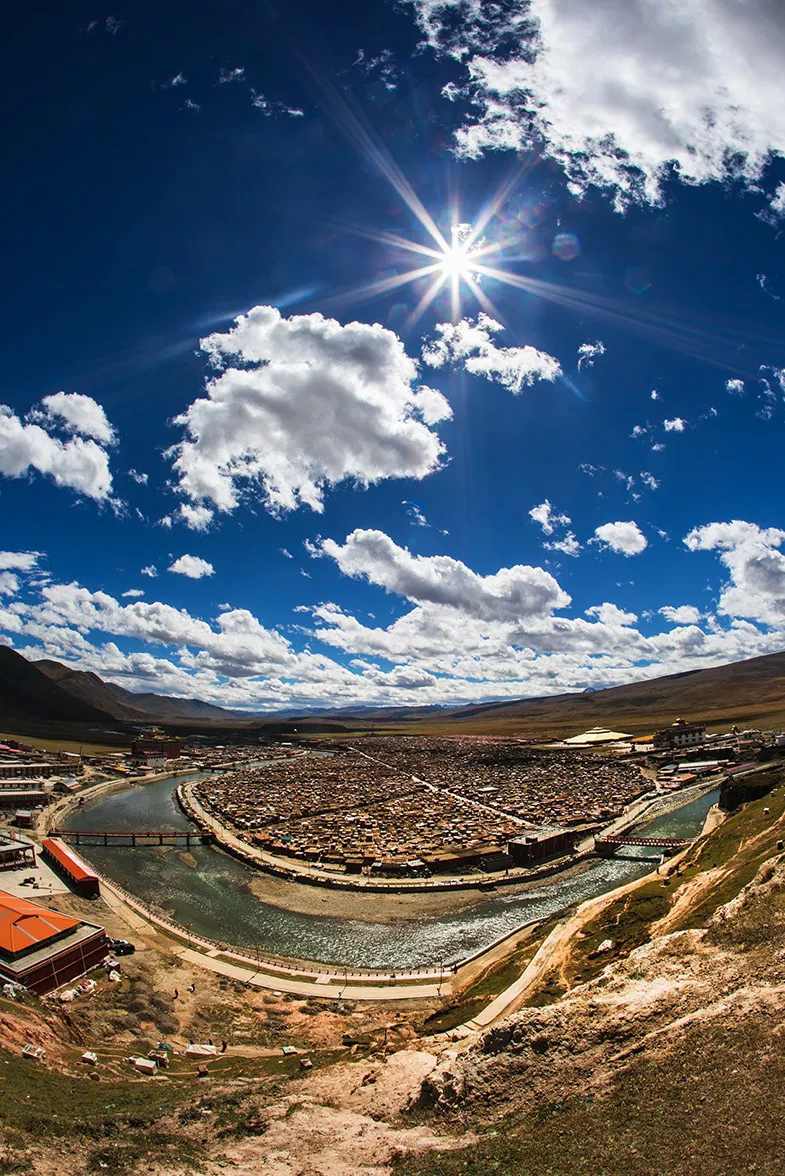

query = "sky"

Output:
[[2, 0, 785, 714]]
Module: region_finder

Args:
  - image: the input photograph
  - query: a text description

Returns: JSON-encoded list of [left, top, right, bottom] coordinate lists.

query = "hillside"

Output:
[[35, 660, 247, 724], [0, 645, 116, 727]]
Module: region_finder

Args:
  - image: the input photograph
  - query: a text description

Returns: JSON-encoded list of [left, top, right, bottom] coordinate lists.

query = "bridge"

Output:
[[594, 834, 694, 858], [50, 827, 215, 847]]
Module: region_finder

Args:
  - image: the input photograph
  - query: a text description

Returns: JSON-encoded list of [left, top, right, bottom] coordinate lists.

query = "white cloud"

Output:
[[594, 521, 647, 556], [280, 547, 293, 559], [651, 442, 665, 452], [769, 182, 785, 217], [651, 390, 660, 400], [414, 0, 785, 207], [726, 378, 745, 395], [684, 520, 785, 625], [0, 551, 40, 572], [631, 424, 647, 438], [529, 499, 570, 536], [121, 589, 145, 599], [0, 573, 19, 596], [0, 405, 113, 501], [318, 528, 571, 622], [40, 392, 115, 445], [640, 471, 659, 491], [170, 305, 451, 517], [5, 532, 785, 710], [585, 602, 637, 626], [422, 313, 561, 392], [177, 503, 214, 532], [659, 604, 702, 624], [577, 340, 605, 370], [544, 531, 582, 557], [404, 500, 429, 527], [141, 565, 158, 578], [168, 554, 215, 579], [664, 417, 686, 432], [128, 469, 148, 484]]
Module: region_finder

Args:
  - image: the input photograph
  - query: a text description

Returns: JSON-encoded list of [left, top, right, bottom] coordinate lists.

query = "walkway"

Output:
[[97, 876, 450, 1002]]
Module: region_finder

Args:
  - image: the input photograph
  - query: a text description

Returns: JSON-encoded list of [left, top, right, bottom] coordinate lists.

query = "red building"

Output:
[[41, 838, 100, 898], [0, 889, 108, 995]]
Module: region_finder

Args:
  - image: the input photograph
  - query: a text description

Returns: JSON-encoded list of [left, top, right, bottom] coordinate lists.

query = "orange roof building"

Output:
[[0, 888, 107, 995]]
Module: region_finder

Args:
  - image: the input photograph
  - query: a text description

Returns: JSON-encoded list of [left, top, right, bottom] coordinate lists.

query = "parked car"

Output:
[[108, 938, 135, 955]]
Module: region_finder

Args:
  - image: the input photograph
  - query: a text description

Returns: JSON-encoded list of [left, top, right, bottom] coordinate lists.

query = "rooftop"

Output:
[[0, 888, 79, 957]]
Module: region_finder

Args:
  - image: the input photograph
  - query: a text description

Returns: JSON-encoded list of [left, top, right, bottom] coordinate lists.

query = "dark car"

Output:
[[108, 938, 135, 955]]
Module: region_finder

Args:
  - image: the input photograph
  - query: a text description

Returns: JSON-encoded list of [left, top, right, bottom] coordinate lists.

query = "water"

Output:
[[64, 773, 718, 968]]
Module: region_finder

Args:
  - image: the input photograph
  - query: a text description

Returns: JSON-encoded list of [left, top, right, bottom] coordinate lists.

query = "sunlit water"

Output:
[[64, 773, 718, 968]]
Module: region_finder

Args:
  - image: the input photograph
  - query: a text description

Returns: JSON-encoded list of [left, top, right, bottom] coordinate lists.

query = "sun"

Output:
[[438, 225, 482, 282]]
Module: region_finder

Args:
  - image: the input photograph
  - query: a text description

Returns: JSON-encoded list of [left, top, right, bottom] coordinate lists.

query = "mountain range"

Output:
[[1, 643, 785, 738]]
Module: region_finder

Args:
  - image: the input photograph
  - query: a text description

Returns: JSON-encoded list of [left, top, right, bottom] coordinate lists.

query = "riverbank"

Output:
[[244, 856, 603, 923]]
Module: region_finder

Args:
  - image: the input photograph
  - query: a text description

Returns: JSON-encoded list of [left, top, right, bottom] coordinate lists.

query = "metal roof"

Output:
[[0, 888, 79, 956]]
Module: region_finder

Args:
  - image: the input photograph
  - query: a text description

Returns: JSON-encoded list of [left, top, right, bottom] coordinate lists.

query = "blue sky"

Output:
[[3, 0, 785, 712]]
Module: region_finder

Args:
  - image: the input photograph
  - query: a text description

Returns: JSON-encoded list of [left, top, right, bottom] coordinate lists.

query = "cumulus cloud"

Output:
[[422, 313, 561, 392], [726, 378, 745, 395], [177, 503, 214, 531], [577, 340, 605, 370], [660, 604, 702, 624], [168, 554, 215, 579], [128, 469, 148, 484], [529, 499, 570, 536], [413, 0, 785, 207], [684, 520, 785, 626], [594, 521, 647, 556], [40, 392, 116, 445], [585, 602, 637, 626], [5, 531, 785, 710], [0, 405, 113, 501], [141, 565, 158, 578], [121, 588, 145, 598], [664, 417, 686, 432], [170, 305, 451, 517], [318, 528, 571, 622]]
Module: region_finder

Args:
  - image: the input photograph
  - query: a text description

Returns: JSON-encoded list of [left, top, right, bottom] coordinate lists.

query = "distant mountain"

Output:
[[6, 644, 785, 740], [0, 646, 117, 726], [35, 660, 247, 724], [328, 651, 785, 736]]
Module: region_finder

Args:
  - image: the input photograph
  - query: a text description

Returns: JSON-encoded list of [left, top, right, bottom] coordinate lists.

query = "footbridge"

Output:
[[50, 827, 215, 847], [594, 834, 694, 858]]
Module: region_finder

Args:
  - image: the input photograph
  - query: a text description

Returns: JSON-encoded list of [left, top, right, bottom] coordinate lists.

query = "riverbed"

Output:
[[64, 773, 718, 969]]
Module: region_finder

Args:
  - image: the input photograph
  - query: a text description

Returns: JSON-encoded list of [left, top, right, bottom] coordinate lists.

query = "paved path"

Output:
[[98, 877, 450, 1002], [173, 946, 447, 1001]]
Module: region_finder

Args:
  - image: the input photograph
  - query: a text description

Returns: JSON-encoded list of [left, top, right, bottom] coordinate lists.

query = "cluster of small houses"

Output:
[[192, 721, 773, 877]]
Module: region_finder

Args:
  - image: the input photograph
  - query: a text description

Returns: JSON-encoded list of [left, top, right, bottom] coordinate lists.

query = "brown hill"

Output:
[[35, 660, 246, 724], [407, 650, 785, 736], [0, 645, 116, 726]]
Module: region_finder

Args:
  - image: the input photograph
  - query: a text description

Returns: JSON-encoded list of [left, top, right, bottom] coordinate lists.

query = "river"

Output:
[[64, 773, 718, 968]]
